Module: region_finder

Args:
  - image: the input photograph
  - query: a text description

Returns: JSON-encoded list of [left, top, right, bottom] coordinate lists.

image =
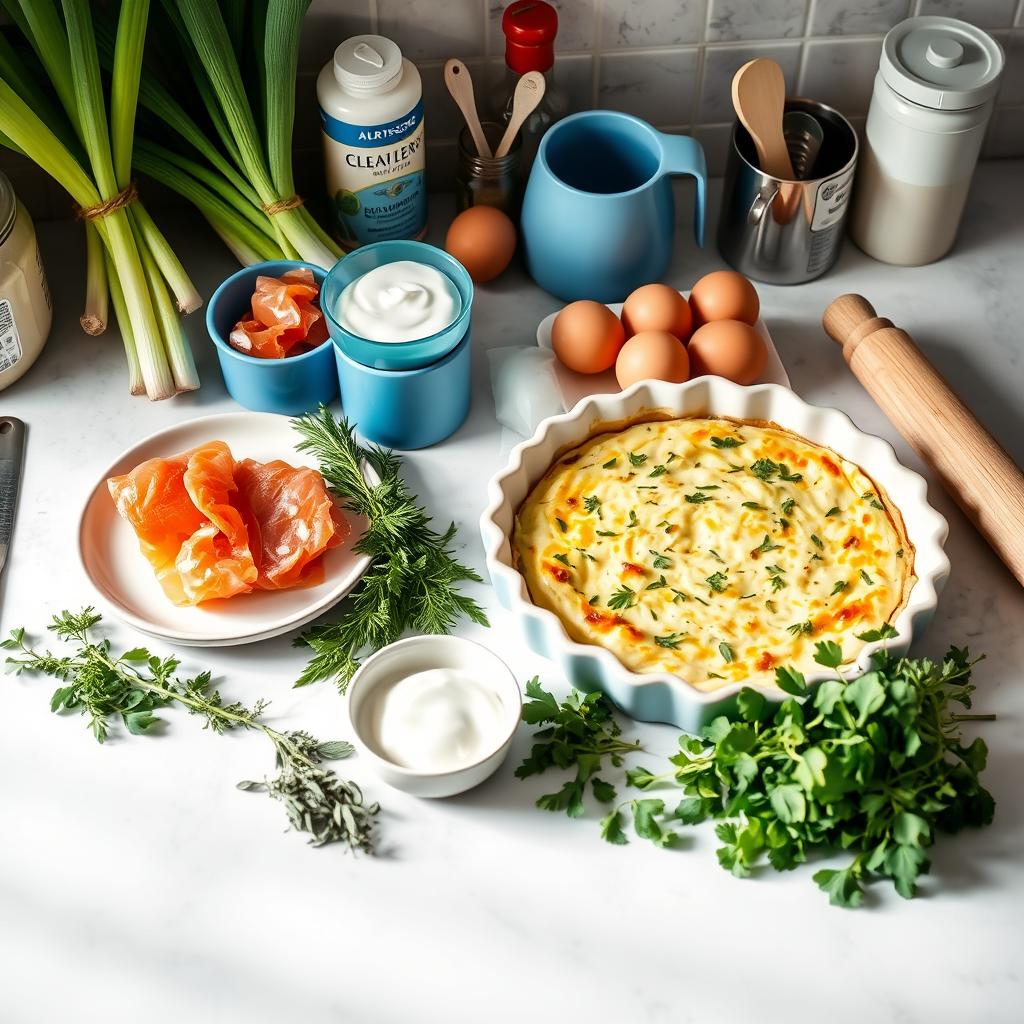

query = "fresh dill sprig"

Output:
[[3, 610, 378, 851], [291, 408, 489, 691]]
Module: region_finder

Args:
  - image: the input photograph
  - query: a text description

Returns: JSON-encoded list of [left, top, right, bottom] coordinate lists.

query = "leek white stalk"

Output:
[[81, 223, 108, 335]]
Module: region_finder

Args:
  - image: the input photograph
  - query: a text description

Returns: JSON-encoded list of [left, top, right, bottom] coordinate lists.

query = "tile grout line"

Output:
[[591, 0, 603, 109]]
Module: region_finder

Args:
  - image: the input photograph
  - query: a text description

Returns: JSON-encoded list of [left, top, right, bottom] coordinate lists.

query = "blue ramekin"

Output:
[[206, 260, 339, 415], [333, 325, 472, 449], [322, 240, 474, 371]]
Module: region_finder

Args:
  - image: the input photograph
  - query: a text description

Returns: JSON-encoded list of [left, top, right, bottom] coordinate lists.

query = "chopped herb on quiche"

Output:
[[753, 534, 781, 554], [861, 569, 875, 585], [685, 491, 714, 504], [781, 497, 796, 515], [584, 495, 602, 516], [830, 580, 848, 596], [719, 642, 735, 663], [607, 586, 635, 610], [656, 632, 686, 649], [711, 436, 744, 449], [649, 550, 672, 570], [646, 575, 668, 591], [788, 620, 814, 636], [706, 571, 729, 594], [825, 506, 840, 517], [628, 451, 648, 467], [649, 464, 667, 478], [742, 501, 767, 511], [602, 457, 618, 469], [552, 553, 574, 569], [811, 534, 824, 549], [555, 517, 567, 532]]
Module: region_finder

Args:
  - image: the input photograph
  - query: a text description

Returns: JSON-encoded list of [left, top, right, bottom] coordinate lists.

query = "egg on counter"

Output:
[[615, 330, 689, 389], [620, 283, 692, 341], [687, 319, 767, 385], [444, 205, 517, 283], [551, 300, 626, 374], [689, 270, 760, 326]]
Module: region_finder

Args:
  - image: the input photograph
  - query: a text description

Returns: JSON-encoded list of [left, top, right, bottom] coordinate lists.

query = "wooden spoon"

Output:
[[494, 71, 546, 159], [444, 58, 492, 158], [731, 59, 795, 180], [822, 294, 1024, 588]]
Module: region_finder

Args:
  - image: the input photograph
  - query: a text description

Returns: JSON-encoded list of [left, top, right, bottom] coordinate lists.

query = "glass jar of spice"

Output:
[[0, 172, 52, 392], [455, 122, 523, 219]]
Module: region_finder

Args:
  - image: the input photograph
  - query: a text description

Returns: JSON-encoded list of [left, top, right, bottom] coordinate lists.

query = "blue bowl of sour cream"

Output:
[[322, 240, 473, 371]]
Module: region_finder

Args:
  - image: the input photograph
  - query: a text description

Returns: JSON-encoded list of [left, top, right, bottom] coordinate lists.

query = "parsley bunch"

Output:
[[637, 642, 995, 905], [516, 680, 642, 818], [291, 408, 489, 690], [4, 610, 378, 852], [518, 642, 996, 907]]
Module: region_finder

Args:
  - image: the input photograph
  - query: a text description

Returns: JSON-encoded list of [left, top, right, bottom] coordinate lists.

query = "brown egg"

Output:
[[689, 270, 760, 326], [687, 320, 767, 385], [615, 330, 690, 389], [444, 206, 517, 283], [551, 300, 626, 374], [621, 284, 693, 341]]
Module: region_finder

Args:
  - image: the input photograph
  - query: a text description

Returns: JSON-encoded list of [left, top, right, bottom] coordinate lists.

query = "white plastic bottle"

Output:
[[317, 35, 427, 249], [849, 16, 1004, 266]]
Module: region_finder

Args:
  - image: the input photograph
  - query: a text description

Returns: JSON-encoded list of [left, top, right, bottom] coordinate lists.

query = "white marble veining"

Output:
[[809, 0, 911, 37], [600, 0, 707, 49], [598, 48, 701, 124], [699, 40, 803, 122], [917, 0, 1020, 29], [2, 163, 1024, 1023], [706, 0, 808, 42]]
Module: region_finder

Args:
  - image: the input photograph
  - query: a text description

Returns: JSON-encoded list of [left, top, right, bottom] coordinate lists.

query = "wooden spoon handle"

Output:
[[494, 71, 545, 159], [822, 294, 1024, 587], [444, 58, 492, 158]]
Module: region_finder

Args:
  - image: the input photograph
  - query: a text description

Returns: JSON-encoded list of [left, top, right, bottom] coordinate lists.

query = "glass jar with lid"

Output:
[[0, 171, 52, 391]]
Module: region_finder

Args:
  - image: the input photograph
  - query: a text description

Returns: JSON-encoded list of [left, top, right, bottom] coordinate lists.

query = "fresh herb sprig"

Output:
[[291, 409, 489, 690], [4, 610, 378, 851], [516, 680, 642, 818]]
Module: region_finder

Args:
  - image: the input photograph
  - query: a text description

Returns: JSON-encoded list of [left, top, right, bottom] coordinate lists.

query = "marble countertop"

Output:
[[2, 161, 1023, 1024]]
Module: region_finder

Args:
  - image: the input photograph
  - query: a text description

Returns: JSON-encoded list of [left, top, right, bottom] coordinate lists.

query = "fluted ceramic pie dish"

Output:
[[480, 378, 950, 731]]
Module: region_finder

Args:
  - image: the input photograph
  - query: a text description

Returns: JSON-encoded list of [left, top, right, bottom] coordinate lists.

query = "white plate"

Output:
[[537, 297, 790, 412], [79, 412, 370, 647]]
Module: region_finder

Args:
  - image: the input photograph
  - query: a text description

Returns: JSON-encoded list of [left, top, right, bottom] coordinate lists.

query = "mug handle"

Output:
[[659, 133, 707, 247]]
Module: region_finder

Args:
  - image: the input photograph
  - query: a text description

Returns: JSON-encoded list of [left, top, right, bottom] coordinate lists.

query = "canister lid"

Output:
[[333, 35, 404, 93], [880, 16, 1004, 110], [0, 172, 15, 248]]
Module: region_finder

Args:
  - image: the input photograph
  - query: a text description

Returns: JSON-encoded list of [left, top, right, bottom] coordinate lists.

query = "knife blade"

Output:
[[0, 416, 26, 579]]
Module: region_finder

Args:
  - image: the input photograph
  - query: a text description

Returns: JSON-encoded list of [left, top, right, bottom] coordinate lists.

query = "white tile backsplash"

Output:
[[600, 0, 706, 48], [378, 0, 485, 60], [700, 41, 802, 122], [808, 0, 910, 36], [799, 37, 884, 117], [706, 0, 807, 42], [4, 0, 1023, 221], [598, 48, 700, 124], [915, 0, 1019, 29]]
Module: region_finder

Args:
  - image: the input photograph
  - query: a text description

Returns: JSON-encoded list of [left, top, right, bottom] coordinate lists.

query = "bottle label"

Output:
[[320, 99, 427, 247], [0, 299, 22, 374]]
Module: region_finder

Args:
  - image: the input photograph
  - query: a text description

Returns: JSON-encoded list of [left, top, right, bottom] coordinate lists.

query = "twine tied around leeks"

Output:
[[74, 181, 139, 221], [261, 194, 304, 216]]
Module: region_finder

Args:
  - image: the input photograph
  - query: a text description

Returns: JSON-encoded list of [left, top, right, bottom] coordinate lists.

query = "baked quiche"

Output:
[[513, 417, 915, 692]]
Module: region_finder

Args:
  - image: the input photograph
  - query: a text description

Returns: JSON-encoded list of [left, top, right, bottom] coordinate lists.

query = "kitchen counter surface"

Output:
[[2, 160, 1023, 1024]]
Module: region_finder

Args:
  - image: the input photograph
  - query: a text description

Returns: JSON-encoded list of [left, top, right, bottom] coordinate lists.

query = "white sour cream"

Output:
[[335, 260, 461, 343], [365, 667, 506, 773]]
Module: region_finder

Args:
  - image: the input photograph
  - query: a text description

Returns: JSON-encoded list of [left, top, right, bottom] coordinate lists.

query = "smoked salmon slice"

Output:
[[108, 441, 258, 605], [229, 268, 328, 359], [107, 441, 347, 607], [234, 458, 349, 590]]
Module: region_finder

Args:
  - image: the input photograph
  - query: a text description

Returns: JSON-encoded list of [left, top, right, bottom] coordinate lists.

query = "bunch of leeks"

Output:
[[122, 0, 341, 269], [0, 0, 199, 400]]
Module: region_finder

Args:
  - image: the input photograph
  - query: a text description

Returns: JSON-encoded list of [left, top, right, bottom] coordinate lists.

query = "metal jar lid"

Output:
[[880, 16, 1004, 111], [0, 172, 17, 248], [333, 34, 404, 94]]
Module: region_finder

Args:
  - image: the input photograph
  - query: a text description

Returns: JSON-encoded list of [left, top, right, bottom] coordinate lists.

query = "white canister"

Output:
[[317, 35, 427, 250], [849, 16, 1004, 266], [0, 172, 51, 391]]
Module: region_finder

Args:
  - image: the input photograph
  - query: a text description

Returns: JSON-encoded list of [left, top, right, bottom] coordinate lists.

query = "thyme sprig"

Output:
[[4, 610, 378, 852], [291, 409, 489, 691]]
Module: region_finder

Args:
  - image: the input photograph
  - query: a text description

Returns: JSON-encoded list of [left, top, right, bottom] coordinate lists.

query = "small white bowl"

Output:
[[345, 635, 522, 798]]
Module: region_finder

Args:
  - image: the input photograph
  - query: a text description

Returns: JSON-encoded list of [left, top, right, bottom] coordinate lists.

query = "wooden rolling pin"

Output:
[[822, 294, 1024, 587]]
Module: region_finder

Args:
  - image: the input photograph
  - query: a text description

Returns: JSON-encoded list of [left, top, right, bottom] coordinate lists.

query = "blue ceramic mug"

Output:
[[520, 111, 707, 303]]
